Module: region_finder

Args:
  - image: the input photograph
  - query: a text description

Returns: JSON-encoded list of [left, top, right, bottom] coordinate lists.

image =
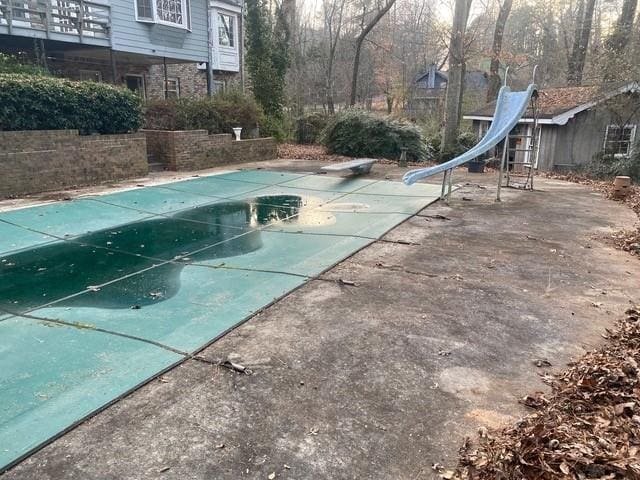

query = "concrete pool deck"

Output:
[[2, 161, 639, 479]]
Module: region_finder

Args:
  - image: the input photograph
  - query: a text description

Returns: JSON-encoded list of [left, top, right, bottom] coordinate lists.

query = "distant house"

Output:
[[409, 64, 489, 114], [0, 0, 243, 98], [464, 82, 640, 171]]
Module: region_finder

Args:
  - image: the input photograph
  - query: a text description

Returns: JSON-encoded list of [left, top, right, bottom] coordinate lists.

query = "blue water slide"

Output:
[[403, 84, 538, 185]]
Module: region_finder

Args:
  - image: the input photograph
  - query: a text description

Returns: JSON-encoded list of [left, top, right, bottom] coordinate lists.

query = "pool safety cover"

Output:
[[0, 170, 441, 471]]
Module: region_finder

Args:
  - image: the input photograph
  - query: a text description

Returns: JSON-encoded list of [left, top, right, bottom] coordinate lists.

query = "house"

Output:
[[464, 82, 640, 171], [408, 64, 489, 115], [0, 0, 243, 98]]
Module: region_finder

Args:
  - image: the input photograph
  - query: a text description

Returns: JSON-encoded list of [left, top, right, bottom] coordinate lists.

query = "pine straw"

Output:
[[541, 173, 640, 258], [445, 307, 640, 480]]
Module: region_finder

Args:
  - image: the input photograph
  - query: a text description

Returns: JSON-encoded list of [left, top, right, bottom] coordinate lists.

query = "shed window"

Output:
[[604, 125, 636, 157], [218, 13, 235, 47]]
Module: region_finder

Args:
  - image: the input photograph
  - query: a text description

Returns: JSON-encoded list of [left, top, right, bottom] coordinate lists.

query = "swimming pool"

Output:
[[0, 169, 441, 471]]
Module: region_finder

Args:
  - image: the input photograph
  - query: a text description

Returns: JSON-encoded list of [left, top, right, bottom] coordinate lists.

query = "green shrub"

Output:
[[144, 90, 263, 137], [0, 74, 143, 134], [295, 112, 328, 144], [584, 147, 640, 181], [321, 110, 432, 161], [439, 131, 479, 162], [0, 53, 50, 76], [260, 114, 291, 142]]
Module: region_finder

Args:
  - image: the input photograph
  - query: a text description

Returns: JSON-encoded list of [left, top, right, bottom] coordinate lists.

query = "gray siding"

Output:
[[536, 126, 558, 171], [553, 103, 640, 167], [110, 0, 209, 62]]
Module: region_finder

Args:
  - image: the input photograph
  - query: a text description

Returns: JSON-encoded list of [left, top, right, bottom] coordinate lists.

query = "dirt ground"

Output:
[[2, 160, 639, 479]]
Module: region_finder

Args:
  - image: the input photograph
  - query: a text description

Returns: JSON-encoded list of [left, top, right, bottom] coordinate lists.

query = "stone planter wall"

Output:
[[0, 130, 148, 198], [143, 129, 277, 171]]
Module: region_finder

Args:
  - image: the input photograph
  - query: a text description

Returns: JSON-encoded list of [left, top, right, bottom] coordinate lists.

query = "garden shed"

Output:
[[464, 82, 640, 171]]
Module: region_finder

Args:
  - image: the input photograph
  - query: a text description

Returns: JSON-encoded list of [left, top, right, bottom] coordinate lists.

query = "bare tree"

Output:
[[486, 0, 513, 102], [441, 0, 472, 156], [567, 0, 596, 85], [602, 0, 638, 82], [349, 0, 397, 106], [323, 0, 346, 114]]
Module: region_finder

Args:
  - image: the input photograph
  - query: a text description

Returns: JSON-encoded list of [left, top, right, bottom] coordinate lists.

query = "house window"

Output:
[[212, 80, 225, 94], [157, 0, 186, 27], [134, 0, 191, 28], [165, 77, 180, 98], [125, 74, 146, 99], [80, 70, 102, 82], [604, 124, 636, 157], [136, 0, 154, 21], [218, 13, 235, 47]]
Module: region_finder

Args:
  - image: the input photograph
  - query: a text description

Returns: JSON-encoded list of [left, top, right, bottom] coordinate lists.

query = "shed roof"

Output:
[[464, 82, 640, 125]]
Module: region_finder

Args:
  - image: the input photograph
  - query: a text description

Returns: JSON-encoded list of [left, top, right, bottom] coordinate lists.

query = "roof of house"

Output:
[[464, 82, 640, 125], [414, 68, 447, 83]]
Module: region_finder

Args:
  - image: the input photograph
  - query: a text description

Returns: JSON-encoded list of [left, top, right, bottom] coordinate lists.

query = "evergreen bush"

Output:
[[321, 110, 432, 161], [0, 74, 143, 134]]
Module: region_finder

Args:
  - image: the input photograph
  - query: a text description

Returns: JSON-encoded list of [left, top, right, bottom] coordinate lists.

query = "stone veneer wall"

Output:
[[143, 130, 277, 171], [0, 130, 148, 198]]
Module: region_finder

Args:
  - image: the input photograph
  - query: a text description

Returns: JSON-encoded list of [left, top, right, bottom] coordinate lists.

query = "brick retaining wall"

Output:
[[0, 130, 148, 198], [143, 129, 277, 171]]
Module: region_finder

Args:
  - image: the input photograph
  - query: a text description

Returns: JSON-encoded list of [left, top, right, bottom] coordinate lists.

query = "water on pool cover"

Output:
[[0, 170, 441, 471]]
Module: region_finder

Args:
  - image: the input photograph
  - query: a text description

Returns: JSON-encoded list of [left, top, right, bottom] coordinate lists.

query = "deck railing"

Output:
[[0, 0, 110, 40]]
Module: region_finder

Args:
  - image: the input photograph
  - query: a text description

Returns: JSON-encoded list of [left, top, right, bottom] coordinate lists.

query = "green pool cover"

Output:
[[0, 170, 441, 471]]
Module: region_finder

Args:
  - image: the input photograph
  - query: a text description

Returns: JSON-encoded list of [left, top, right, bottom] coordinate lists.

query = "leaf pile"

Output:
[[450, 307, 640, 479], [277, 143, 352, 162]]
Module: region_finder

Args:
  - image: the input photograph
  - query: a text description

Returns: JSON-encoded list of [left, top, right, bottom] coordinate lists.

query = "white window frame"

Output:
[[604, 124, 637, 158], [134, 0, 191, 30], [125, 74, 147, 100], [165, 77, 180, 98], [211, 79, 225, 94], [217, 12, 235, 48]]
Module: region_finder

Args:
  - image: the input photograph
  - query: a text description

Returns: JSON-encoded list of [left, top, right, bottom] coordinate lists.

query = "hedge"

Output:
[[144, 90, 263, 137], [0, 74, 143, 134], [321, 110, 432, 161]]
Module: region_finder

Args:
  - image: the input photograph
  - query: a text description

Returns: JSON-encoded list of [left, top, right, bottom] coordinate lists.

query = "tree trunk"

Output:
[[603, 0, 638, 82], [324, 0, 344, 115], [607, 0, 638, 53], [441, 0, 472, 157], [567, 0, 596, 86], [486, 0, 513, 102], [349, 0, 396, 106], [567, 0, 585, 83]]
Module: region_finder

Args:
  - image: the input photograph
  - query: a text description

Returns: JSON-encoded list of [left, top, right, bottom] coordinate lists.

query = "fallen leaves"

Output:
[[277, 144, 353, 163], [446, 306, 640, 479]]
